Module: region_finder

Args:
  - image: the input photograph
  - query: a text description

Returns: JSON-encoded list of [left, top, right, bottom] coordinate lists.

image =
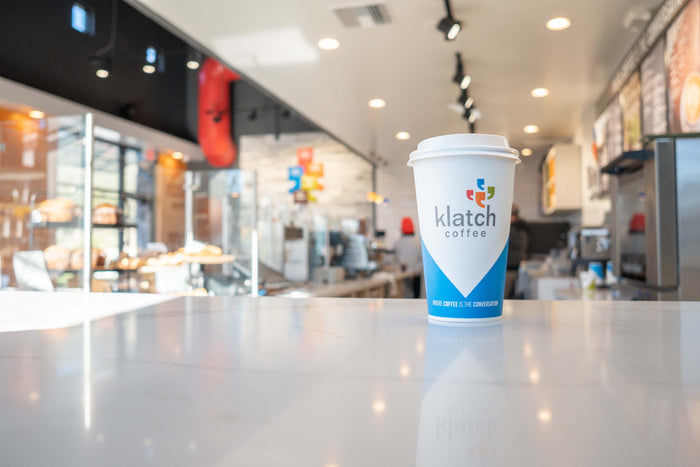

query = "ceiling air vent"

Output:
[[332, 3, 391, 28]]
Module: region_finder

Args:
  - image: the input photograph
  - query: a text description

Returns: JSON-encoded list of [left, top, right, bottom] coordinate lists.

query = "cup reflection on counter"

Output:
[[416, 321, 506, 467]]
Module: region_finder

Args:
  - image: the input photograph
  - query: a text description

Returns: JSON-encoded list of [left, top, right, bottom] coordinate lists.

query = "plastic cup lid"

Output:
[[408, 133, 520, 166]]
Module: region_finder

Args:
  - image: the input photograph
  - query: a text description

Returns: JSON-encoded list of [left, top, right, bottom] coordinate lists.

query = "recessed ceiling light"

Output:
[[546, 17, 571, 31], [143, 64, 156, 74], [531, 87, 549, 98], [537, 409, 552, 423], [521, 148, 532, 156], [186, 60, 200, 70], [172, 152, 184, 160], [460, 75, 471, 90], [464, 96, 474, 109], [395, 131, 410, 140], [28, 110, 45, 119], [372, 399, 386, 413], [524, 125, 539, 134], [318, 38, 340, 50], [368, 98, 386, 109]]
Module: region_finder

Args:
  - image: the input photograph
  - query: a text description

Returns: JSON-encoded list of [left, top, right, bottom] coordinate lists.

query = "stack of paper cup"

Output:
[[408, 134, 520, 322]]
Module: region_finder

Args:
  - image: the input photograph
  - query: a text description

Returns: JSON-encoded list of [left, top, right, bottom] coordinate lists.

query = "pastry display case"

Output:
[[1, 113, 93, 290], [1, 111, 259, 295], [0, 112, 158, 292]]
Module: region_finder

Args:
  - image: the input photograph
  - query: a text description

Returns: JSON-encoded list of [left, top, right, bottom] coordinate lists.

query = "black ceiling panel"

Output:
[[0, 0, 196, 141]]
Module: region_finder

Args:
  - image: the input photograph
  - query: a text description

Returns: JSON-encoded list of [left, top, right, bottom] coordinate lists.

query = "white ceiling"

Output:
[[134, 0, 661, 164]]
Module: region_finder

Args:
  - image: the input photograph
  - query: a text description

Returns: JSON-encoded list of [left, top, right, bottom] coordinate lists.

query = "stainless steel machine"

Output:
[[604, 137, 700, 300]]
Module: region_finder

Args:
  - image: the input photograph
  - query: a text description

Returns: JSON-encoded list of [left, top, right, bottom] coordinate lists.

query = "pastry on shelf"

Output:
[[44, 245, 71, 270], [69, 249, 83, 271], [112, 253, 143, 270], [180, 241, 223, 257], [94, 249, 106, 268], [38, 198, 75, 223], [69, 248, 106, 270], [200, 245, 222, 256], [93, 204, 122, 225], [145, 252, 186, 267]]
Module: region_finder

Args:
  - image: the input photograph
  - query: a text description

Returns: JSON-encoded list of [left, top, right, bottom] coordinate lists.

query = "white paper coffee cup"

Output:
[[408, 134, 520, 322]]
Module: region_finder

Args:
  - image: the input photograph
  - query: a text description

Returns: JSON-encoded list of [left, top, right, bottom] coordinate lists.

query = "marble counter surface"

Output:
[[0, 292, 698, 466]]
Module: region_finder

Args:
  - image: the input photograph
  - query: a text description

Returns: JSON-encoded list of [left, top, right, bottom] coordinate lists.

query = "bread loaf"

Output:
[[38, 198, 74, 223], [44, 245, 71, 270], [93, 204, 121, 225]]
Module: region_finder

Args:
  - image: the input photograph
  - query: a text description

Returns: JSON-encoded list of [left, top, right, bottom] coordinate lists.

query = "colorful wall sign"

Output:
[[288, 147, 324, 203]]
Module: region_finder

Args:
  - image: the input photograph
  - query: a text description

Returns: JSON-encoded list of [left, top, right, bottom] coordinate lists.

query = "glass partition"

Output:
[[184, 169, 259, 296]]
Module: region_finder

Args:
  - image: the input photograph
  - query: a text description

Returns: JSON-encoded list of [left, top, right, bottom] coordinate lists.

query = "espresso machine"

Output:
[[604, 136, 700, 300]]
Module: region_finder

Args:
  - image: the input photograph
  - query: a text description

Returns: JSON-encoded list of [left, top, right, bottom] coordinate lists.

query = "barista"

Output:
[[394, 217, 422, 298], [505, 204, 530, 299]]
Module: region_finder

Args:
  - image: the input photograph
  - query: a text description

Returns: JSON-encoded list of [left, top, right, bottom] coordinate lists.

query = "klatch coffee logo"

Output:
[[434, 179, 497, 238], [466, 178, 495, 208]]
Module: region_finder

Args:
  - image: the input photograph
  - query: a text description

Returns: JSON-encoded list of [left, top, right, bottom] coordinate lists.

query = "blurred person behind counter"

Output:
[[505, 204, 530, 299], [393, 217, 422, 298]]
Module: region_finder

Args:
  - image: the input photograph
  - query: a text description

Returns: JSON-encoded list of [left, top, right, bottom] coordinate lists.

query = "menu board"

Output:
[[641, 38, 669, 135], [667, 0, 700, 133], [620, 72, 642, 151], [590, 110, 609, 197], [606, 99, 623, 164], [593, 110, 608, 165]]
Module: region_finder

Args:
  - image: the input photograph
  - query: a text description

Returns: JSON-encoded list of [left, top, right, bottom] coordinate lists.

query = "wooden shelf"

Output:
[[31, 221, 138, 229]]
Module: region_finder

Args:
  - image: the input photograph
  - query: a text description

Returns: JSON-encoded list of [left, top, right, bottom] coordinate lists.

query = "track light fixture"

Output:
[[451, 51, 478, 125], [90, 0, 117, 78], [186, 50, 202, 70], [89, 56, 112, 78], [469, 109, 481, 123], [452, 52, 464, 85], [457, 89, 468, 106], [460, 74, 471, 90], [437, 0, 462, 40], [143, 46, 164, 74], [452, 52, 472, 89]]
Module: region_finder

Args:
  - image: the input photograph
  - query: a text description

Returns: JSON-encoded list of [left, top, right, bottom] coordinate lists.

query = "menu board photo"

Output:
[[620, 72, 642, 151], [606, 99, 623, 165], [590, 110, 609, 198], [667, 0, 700, 133], [641, 38, 669, 135]]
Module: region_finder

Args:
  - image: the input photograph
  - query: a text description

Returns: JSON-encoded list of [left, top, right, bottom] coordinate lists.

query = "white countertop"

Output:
[[0, 292, 699, 466]]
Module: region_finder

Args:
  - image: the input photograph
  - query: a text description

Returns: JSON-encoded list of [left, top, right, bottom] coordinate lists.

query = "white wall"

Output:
[[512, 153, 546, 221], [239, 132, 374, 222], [512, 151, 582, 225], [375, 162, 418, 248]]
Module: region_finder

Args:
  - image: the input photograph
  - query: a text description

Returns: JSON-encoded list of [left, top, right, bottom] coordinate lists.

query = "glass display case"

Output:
[[0, 112, 159, 292], [1, 113, 92, 290], [2, 111, 259, 295]]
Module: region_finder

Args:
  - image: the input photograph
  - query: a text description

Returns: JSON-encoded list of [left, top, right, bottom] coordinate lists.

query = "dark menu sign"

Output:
[[606, 99, 623, 163], [620, 72, 642, 150], [641, 39, 669, 135], [666, 0, 700, 133]]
